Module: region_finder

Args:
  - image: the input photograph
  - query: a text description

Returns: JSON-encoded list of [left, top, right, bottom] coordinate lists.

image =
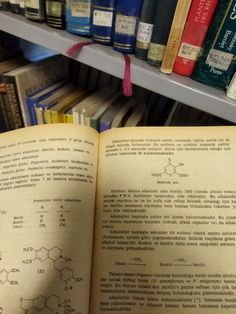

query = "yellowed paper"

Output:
[[0, 124, 98, 314], [91, 126, 236, 313]]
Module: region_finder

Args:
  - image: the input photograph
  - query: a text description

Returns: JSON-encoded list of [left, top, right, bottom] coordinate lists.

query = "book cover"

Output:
[[45, 0, 66, 29], [191, 0, 236, 90], [147, 0, 178, 66], [92, 0, 117, 45], [173, 0, 219, 76], [113, 0, 143, 54], [160, 0, 192, 74], [25, 0, 45, 21], [3, 56, 68, 127], [27, 79, 68, 125], [66, 0, 92, 36], [135, 0, 158, 60]]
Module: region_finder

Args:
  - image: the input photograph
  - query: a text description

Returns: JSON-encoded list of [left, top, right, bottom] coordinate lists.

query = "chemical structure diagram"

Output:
[[20, 294, 76, 314], [153, 158, 189, 178], [22, 246, 83, 290], [0, 268, 20, 286]]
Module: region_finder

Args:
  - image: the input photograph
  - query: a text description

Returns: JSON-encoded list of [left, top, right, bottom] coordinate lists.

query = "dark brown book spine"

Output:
[[3, 76, 24, 129]]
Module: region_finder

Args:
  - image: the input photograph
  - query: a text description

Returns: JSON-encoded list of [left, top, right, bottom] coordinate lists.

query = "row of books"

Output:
[[0, 46, 169, 132], [1, 0, 236, 98], [0, 44, 232, 134]]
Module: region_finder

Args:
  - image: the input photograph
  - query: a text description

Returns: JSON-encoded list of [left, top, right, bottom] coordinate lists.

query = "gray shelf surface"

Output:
[[1, 11, 236, 123]]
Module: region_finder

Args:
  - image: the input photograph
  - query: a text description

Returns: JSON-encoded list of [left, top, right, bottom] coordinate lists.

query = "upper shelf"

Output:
[[0, 11, 236, 123]]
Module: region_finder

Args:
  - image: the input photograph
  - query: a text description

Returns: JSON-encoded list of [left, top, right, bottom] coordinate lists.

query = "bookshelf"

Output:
[[0, 11, 236, 123]]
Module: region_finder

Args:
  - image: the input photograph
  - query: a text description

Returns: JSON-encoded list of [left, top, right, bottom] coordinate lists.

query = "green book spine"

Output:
[[191, 0, 236, 90], [135, 0, 158, 60], [147, 0, 178, 66]]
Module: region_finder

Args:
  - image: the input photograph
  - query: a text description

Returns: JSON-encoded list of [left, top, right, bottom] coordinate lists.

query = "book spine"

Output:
[[45, 0, 66, 29], [0, 0, 10, 10], [66, 0, 92, 36], [160, 0, 192, 74], [25, 0, 45, 21], [9, 0, 20, 13], [63, 113, 73, 123], [19, 0, 25, 14], [173, 0, 219, 76], [0, 94, 8, 132], [113, 0, 143, 54], [227, 71, 236, 99], [191, 0, 236, 89], [147, 0, 178, 66], [92, 0, 117, 45], [135, 0, 158, 60], [3, 76, 24, 129]]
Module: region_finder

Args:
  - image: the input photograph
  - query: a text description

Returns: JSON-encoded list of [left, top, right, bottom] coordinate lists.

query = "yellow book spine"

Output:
[[160, 0, 192, 74], [63, 114, 73, 123]]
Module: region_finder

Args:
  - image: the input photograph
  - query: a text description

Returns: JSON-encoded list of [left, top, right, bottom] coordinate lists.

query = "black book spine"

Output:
[[147, 0, 178, 66], [135, 0, 158, 60], [3, 76, 24, 129], [45, 0, 65, 29]]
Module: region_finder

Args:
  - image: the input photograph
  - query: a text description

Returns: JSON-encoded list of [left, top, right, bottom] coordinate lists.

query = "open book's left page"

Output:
[[0, 124, 98, 314]]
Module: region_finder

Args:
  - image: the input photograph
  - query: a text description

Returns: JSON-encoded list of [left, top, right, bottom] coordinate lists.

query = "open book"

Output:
[[0, 123, 236, 313]]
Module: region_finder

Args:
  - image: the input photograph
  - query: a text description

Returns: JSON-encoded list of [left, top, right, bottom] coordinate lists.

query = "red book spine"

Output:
[[173, 0, 219, 76]]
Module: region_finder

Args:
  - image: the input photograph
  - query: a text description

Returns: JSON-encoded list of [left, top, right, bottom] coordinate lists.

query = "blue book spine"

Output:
[[66, 0, 92, 36], [113, 0, 143, 54], [92, 0, 117, 45]]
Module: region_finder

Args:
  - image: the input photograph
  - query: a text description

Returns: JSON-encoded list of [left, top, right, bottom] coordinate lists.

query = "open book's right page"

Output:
[[91, 126, 236, 314]]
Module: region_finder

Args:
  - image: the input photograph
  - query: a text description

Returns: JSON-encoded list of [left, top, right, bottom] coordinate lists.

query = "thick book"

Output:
[[113, 0, 143, 54], [92, 0, 117, 45], [2, 56, 68, 128], [147, 0, 178, 66], [173, 0, 219, 76], [66, 0, 92, 36], [45, 0, 66, 29], [160, 0, 192, 74], [1, 123, 236, 313], [191, 0, 236, 90], [135, 0, 158, 60]]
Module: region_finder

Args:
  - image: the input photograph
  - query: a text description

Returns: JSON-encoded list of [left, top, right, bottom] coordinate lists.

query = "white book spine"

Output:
[[227, 72, 236, 100]]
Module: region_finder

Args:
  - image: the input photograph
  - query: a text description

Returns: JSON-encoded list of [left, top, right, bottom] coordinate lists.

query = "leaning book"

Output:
[[1, 123, 236, 313]]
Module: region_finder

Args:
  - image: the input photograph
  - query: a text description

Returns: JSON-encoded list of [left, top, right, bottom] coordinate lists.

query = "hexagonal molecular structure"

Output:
[[54, 257, 67, 271], [33, 295, 46, 311], [0, 269, 8, 284], [36, 247, 49, 262], [20, 298, 34, 313], [60, 267, 73, 283], [165, 164, 176, 176], [48, 247, 62, 261], [47, 295, 61, 312]]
